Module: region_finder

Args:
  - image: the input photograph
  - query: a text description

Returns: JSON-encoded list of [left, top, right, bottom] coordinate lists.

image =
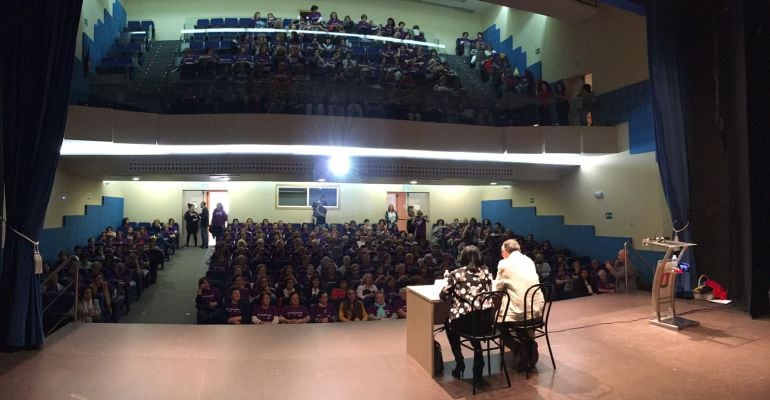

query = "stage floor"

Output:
[[1, 292, 769, 400]]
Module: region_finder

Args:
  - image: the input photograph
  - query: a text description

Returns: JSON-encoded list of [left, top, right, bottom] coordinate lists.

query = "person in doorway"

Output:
[[184, 203, 200, 247], [385, 203, 399, 232], [406, 205, 415, 234], [199, 201, 210, 249], [313, 195, 328, 226], [210, 202, 228, 243]]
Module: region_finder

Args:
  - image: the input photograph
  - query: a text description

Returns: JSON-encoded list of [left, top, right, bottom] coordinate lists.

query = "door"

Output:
[[387, 192, 429, 232], [182, 190, 229, 246]]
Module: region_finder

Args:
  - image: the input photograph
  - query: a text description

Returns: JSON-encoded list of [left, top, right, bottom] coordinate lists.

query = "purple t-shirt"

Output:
[[281, 304, 309, 320], [309, 303, 336, 322], [252, 305, 279, 322], [226, 302, 243, 319], [211, 209, 228, 227], [391, 298, 407, 315]]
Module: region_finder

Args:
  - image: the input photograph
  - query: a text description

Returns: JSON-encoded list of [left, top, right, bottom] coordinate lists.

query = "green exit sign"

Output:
[[605, 212, 614, 220]]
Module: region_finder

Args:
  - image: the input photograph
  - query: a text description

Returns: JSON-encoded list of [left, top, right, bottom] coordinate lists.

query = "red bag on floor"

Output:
[[705, 279, 728, 300]]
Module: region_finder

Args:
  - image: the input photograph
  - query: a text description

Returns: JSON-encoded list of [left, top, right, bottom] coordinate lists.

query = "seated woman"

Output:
[[367, 291, 395, 320], [356, 273, 379, 302], [224, 289, 250, 325], [338, 288, 368, 322], [279, 292, 310, 324], [596, 269, 616, 294], [196, 277, 221, 324], [572, 269, 598, 297], [309, 292, 337, 323], [303, 276, 324, 306], [441, 245, 493, 386], [330, 277, 350, 306], [74, 286, 102, 323], [391, 287, 408, 319], [252, 292, 280, 324]]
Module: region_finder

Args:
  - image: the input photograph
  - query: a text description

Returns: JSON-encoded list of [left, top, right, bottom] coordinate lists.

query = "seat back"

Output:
[[522, 282, 553, 328], [469, 290, 509, 336]]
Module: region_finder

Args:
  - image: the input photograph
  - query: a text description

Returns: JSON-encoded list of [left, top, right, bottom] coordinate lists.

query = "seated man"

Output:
[[495, 239, 543, 371]]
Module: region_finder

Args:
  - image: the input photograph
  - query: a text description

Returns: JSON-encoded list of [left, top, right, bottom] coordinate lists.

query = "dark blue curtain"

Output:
[[0, 0, 83, 348], [645, 1, 695, 292]]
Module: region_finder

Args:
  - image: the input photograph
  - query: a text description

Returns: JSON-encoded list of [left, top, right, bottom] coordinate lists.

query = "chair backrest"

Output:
[[196, 19, 210, 29], [470, 290, 510, 335], [126, 20, 141, 32], [224, 18, 239, 27], [523, 282, 553, 327]]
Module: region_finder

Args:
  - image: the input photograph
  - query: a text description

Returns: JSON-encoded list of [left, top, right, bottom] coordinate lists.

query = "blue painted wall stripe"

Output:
[[40, 196, 124, 262]]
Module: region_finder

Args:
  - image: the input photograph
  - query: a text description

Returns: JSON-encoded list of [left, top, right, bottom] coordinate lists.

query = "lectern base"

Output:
[[649, 316, 700, 330]]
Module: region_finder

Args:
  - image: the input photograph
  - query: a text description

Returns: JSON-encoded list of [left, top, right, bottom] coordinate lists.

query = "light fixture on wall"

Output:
[[410, 180, 418, 184], [490, 182, 498, 185], [209, 175, 238, 182], [132, 177, 140, 181], [318, 178, 326, 182], [593, 191, 604, 199]]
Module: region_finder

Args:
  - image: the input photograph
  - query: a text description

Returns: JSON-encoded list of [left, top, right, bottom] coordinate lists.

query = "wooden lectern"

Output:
[[643, 238, 699, 330]]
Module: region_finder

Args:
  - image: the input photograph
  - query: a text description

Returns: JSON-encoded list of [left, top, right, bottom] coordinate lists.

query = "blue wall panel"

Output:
[[482, 199, 664, 283], [482, 24, 542, 80], [40, 197, 124, 262], [594, 80, 656, 154], [71, 0, 127, 104]]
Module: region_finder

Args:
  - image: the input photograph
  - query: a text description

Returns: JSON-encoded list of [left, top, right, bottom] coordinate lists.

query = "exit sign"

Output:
[[605, 212, 614, 220]]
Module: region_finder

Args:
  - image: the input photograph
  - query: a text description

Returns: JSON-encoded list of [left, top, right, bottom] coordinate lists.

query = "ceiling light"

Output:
[[132, 177, 140, 181], [318, 178, 326, 182], [328, 155, 351, 177], [410, 180, 418, 184], [490, 182, 498, 185], [60, 140, 603, 166]]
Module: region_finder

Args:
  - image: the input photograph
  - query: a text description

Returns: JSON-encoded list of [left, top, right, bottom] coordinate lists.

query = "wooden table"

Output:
[[406, 284, 449, 376]]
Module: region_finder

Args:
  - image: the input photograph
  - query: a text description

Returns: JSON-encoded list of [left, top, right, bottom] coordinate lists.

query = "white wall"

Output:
[[121, 0, 485, 50], [45, 169, 123, 229], [481, 123, 670, 247], [479, 4, 648, 93], [108, 180, 484, 225], [478, 6, 547, 66]]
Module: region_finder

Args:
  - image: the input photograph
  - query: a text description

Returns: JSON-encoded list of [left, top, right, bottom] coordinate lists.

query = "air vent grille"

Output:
[[129, 161, 313, 174]]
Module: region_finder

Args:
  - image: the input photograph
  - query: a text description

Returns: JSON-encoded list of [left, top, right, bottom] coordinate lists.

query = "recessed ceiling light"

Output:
[[132, 177, 140, 181], [318, 178, 326, 182], [410, 180, 418, 184], [490, 182, 498, 185]]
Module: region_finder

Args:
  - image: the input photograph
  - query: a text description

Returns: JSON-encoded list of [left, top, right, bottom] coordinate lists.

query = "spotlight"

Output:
[[328, 155, 351, 177]]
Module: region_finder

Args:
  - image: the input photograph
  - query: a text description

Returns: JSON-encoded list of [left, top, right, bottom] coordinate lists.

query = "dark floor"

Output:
[[1, 292, 768, 400], [120, 245, 211, 324]]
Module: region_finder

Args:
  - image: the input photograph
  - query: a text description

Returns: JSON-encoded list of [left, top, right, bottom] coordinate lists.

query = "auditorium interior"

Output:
[[1, 0, 769, 399]]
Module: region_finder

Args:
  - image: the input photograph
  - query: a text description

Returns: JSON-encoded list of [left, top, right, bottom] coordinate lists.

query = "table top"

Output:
[[407, 284, 444, 303], [408, 280, 500, 303]]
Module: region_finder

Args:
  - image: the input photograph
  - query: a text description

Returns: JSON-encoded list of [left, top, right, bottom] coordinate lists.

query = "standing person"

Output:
[[312, 195, 327, 226], [199, 201, 210, 249], [184, 203, 200, 247], [413, 210, 428, 243], [605, 248, 638, 292], [210, 202, 228, 243], [406, 206, 415, 234], [495, 239, 543, 370], [577, 83, 594, 126], [441, 245, 493, 387], [385, 203, 399, 232]]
